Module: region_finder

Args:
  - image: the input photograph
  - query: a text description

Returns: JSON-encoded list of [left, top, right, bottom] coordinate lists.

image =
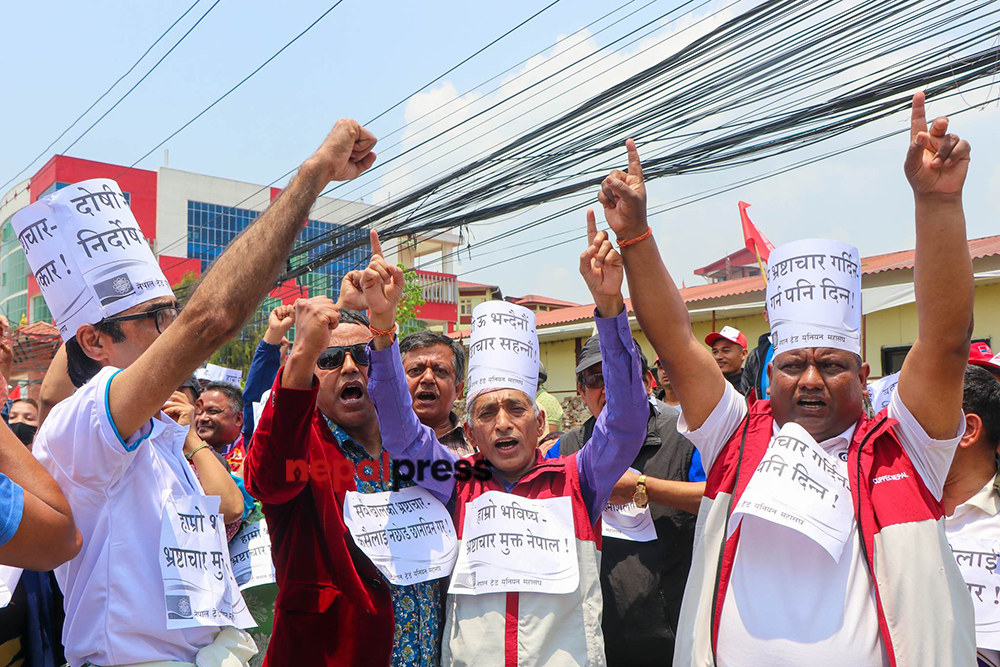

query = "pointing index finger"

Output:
[[586, 209, 597, 245], [910, 91, 927, 142], [626, 138, 643, 181], [370, 229, 383, 257]]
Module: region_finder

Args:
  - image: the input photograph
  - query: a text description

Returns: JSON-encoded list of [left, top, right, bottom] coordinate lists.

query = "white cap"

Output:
[[766, 238, 862, 356], [466, 301, 538, 403], [12, 178, 173, 342]]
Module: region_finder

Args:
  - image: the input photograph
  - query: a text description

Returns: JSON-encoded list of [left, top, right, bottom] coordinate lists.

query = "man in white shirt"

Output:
[[16, 118, 377, 667], [943, 365, 1000, 666], [598, 92, 976, 666]]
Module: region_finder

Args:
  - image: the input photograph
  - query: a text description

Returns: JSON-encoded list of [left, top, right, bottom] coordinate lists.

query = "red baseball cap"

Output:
[[705, 326, 748, 350], [969, 342, 1000, 371]]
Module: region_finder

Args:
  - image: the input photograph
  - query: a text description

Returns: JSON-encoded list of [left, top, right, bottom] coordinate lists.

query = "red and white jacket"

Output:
[[443, 450, 606, 667], [674, 400, 975, 667]]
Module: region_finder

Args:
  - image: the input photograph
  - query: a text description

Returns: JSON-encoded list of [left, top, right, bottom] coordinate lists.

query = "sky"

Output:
[[2, 0, 999, 304]]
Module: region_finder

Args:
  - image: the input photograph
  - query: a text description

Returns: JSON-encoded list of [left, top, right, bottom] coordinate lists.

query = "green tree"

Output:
[[398, 265, 427, 336]]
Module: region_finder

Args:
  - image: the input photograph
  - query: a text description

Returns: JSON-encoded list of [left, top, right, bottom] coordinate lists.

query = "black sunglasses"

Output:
[[317, 344, 369, 370], [104, 305, 180, 334], [580, 372, 604, 390]]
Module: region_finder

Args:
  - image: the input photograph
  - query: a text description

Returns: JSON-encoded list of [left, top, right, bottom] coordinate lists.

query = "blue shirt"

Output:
[[324, 420, 441, 667], [0, 472, 25, 548], [243, 339, 282, 445]]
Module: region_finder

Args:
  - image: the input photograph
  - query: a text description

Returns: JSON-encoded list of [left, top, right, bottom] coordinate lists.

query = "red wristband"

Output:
[[617, 227, 653, 249], [369, 322, 397, 338]]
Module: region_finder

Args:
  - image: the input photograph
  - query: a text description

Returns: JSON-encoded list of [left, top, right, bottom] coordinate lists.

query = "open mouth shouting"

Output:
[[492, 437, 520, 455], [414, 388, 439, 407], [339, 379, 366, 406], [795, 395, 828, 414]]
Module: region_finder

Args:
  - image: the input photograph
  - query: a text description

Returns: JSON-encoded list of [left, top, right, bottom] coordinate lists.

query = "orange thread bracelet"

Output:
[[617, 227, 652, 249], [369, 322, 397, 338]]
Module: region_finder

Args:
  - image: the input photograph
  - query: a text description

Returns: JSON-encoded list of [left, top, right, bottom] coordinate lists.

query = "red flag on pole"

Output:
[[739, 201, 775, 261]]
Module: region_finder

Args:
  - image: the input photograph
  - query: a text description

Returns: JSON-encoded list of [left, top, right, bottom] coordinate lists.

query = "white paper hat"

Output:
[[466, 301, 539, 403], [11, 178, 173, 342], [765, 238, 862, 356]]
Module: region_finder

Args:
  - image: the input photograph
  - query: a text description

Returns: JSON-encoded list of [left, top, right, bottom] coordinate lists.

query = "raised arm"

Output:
[[39, 345, 74, 426], [363, 232, 459, 505], [897, 92, 974, 439], [0, 419, 81, 569], [600, 140, 726, 430], [109, 120, 377, 438], [574, 212, 650, 520], [247, 296, 338, 504], [242, 305, 293, 442]]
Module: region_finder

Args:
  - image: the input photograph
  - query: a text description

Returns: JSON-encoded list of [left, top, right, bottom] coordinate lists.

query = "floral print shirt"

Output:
[[327, 421, 441, 667]]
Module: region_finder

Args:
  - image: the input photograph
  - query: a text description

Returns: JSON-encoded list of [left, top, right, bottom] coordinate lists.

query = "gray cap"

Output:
[[575, 334, 648, 374]]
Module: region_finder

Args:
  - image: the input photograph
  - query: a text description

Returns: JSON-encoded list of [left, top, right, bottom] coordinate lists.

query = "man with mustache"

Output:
[[399, 330, 472, 456], [246, 303, 444, 666], [608, 93, 976, 666], [363, 216, 649, 666]]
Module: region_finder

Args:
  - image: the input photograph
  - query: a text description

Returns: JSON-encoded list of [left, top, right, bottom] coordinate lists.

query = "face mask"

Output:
[[9, 421, 37, 446]]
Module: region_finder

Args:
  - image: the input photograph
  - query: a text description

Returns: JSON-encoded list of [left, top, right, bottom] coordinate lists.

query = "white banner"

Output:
[[230, 520, 276, 591], [343, 486, 458, 586], [159, 494, 254, 630], [601, 468, 657, 542], [602, 500, 657, 542], [950, 537, 1000, 651], [196, 363, 243, 387], [729, 422, 855, 561], [0, 565, 21, 608], [449, 491, 578, 595], [868, 372, 900, 414]]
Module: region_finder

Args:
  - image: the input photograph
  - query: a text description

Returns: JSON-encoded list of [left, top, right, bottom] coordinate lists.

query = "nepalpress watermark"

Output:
[[285, 452, 492, 491]]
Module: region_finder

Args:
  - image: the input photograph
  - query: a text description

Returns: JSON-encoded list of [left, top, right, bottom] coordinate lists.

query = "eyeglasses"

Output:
[[104, 305, 181, 334], [580, 372, 604, 390], [317, 344, 369, 370]]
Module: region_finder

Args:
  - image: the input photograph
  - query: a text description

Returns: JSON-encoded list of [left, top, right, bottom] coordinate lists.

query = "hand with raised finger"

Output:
[[903, 92, 971, 199], [263, 304, 296, 345], [290, 296, 341, 367], [598, 138, 648, 243], [579, 209, 625, 318], [360, 230, 405, 335], [306, 118, 378, 184], [335, 270, 367, 312]]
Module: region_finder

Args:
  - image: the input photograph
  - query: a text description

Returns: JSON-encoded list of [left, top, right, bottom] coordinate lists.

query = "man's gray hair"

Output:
[[202, 381, 244, 413], [399, 330, 466, 384]]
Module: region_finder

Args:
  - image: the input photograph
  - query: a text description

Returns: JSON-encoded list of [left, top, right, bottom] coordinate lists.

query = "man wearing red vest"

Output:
[[602, 93, 976, 666], [362, 216, 649, 666]]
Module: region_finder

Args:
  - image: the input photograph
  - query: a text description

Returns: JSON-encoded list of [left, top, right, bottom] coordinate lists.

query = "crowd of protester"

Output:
[[0, 93, 998, 667]]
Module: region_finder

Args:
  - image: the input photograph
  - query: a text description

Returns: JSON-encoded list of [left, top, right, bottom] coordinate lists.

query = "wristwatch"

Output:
[[633, 474, 649, 509]]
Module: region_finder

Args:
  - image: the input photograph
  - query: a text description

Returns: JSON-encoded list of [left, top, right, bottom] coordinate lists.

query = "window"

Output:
[[460, 299, 471, 316], [31, 294, 51, 323], [881, 338, 991, 375]]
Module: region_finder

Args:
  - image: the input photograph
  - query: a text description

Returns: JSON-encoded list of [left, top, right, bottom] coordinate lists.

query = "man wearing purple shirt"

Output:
[[361, 211, 648, 666]]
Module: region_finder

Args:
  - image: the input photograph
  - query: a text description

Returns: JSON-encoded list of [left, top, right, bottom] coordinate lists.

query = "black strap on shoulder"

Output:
[[710, 415, 752, 666]]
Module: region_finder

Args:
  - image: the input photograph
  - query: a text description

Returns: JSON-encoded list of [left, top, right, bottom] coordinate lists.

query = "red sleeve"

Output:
[[246, 367, 319, 505]]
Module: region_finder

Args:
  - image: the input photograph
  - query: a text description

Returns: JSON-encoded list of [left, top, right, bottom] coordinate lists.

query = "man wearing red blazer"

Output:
[[246, 297, 400, 666]]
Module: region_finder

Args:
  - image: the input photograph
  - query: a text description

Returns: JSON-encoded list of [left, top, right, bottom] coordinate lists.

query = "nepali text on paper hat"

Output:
[[466, 301, 538, 404], [765, 238, 861, 356], [11, 178, 173, 343]]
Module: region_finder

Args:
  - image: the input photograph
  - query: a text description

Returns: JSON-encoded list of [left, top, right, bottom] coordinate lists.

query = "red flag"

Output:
[[739, 201, 775, 262], [8, 384, 20, 400]]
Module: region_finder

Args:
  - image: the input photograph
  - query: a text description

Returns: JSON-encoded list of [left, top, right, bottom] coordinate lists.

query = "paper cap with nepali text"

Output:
[[765, 238, 862, 356], [466, 301, 538, 404], [11, 178, 172, 342]]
